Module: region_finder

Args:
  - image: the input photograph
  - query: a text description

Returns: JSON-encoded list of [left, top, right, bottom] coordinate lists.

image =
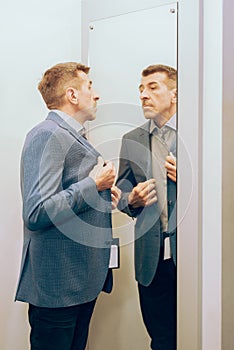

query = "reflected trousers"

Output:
[[138, 257, 176, 350]]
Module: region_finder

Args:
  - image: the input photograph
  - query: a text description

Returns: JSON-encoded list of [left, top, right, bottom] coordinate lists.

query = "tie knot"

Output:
[[153, 126, 166, 141], [157, 128, 164, 139]]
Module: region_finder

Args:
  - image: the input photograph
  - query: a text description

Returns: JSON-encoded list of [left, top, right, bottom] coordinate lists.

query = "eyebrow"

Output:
[[148, 81, 159, 86]]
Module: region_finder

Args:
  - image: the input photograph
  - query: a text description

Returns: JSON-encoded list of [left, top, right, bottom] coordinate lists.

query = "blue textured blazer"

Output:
[[15, 112, 113, 307], [116, 121, 176, 287]]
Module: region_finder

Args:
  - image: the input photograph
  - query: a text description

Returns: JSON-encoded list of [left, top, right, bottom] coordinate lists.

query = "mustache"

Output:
[[142, 103, 153, 107]]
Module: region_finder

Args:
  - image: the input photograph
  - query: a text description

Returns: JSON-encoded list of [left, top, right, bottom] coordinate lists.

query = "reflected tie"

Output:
[[151, 127, 171, 260], [151, 127, 169, 233]]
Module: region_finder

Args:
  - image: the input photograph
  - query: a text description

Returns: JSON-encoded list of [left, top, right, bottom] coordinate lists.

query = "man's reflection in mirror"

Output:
[[116, 64, 177, 350]]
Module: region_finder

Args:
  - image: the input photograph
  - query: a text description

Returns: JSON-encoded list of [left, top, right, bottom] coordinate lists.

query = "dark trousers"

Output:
[[138, 258, 176, 350], [28, 299, 96, 350]]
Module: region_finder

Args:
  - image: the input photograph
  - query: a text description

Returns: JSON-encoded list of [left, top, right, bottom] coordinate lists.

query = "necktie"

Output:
[[151, 128, 169, 233]]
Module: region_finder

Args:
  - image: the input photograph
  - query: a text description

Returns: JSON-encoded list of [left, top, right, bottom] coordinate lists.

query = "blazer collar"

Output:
[[46, 111, 100, 157], [46, 111, 79, 135]]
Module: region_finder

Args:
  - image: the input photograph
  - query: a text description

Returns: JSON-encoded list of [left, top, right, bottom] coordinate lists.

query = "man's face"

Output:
[[139, 72, 176, 122], [76, 71, 100, 121]]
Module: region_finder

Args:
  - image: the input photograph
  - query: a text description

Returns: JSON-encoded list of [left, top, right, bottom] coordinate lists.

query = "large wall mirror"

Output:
[[84, 2, 178, 349]]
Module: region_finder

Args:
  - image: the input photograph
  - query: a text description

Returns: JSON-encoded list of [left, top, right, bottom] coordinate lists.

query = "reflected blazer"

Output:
[[15, 111, 113, 307], [116, 121, 176, 287]]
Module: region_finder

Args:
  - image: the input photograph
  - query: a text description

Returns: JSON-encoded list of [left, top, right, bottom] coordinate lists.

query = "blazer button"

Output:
[[168, 200, 173, 205]]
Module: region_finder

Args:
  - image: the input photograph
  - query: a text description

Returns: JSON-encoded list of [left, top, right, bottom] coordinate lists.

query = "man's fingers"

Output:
[[134, 181, 156, 198], [104, 160, 114, 170], [145, 196, 158, 206], [111, 186, 121, 198], [111, 186, 121, 209], [166, 155, 176, 165]]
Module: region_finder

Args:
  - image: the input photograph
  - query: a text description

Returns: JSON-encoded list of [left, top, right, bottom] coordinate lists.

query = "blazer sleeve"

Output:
[[116, 135, 143, 218], [22, 128, 102, 231]]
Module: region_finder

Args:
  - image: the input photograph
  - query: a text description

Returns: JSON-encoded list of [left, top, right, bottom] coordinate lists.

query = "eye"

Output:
[[138, 85, 143, 93], [150, 84, 158, 90]]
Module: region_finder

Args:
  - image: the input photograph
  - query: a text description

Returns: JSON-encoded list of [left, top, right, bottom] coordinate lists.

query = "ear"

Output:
[[171, 88, 177, 104], [65, 87, 79, 105]]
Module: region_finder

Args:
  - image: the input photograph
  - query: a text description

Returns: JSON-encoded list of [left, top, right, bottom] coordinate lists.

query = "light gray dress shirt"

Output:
[[51, 109, 85, 135], [150, 115, 176, 259]]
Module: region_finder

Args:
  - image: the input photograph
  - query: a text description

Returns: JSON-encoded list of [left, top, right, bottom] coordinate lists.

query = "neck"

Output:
[[153, 115, 171, 128], [58, 105, 85, 125], [153, 107, 176, 128]]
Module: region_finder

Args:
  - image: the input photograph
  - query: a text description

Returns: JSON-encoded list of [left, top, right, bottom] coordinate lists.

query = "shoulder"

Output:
[[23, 118, 72, 158], [25, 116, 71, 144], [122, 121, 150, 140]]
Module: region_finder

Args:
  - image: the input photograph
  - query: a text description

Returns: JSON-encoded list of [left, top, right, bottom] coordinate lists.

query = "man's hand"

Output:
[[165, 154, 176, 182], [128, 179, 157, 208], [111, 186, 121, 209], [89, 157, 116, 191]]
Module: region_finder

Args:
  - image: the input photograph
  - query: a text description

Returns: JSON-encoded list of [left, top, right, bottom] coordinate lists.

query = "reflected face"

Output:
[[76, 71, 100, 121], [139, 72, 176, 123]]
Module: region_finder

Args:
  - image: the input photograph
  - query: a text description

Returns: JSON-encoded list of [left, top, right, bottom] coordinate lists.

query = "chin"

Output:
[[88, 114, 96, 121], [144, 113, 156, 120], [142, 108, 156, 120]]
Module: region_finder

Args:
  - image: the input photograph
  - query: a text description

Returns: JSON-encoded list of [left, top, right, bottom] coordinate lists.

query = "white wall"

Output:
[[0, 1, 82, 348], [178, 1, 223, 350], [202, 0, 222, 349]]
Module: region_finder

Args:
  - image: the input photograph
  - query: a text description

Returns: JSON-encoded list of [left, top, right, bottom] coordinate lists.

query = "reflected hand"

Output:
[[128, 179, 157, 208], [165, 154, 176, 182]]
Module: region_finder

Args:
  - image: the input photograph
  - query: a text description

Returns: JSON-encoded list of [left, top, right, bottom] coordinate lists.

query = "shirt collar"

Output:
[[150, 114, 177, 134], [51, 109, 84, 134]]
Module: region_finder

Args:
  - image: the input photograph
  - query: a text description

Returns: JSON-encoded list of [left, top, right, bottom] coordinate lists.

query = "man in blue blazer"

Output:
[[15, 62, 120, 350], [116, 64, 177, 350]]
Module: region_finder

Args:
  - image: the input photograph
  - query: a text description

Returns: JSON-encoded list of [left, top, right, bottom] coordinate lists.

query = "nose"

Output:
[[93, 90, 100, 101], [140, 88, 149, 100]]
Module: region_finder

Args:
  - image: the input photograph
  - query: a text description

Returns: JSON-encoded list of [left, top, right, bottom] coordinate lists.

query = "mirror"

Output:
[[86, 3, 178, 350]]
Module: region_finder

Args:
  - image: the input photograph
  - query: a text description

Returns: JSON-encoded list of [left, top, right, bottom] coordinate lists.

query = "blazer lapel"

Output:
[[138, 121, 152, 179]]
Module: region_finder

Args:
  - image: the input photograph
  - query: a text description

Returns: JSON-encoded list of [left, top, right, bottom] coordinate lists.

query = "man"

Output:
[[15, 62, 120, 350], [116, 64, 177, 350]]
